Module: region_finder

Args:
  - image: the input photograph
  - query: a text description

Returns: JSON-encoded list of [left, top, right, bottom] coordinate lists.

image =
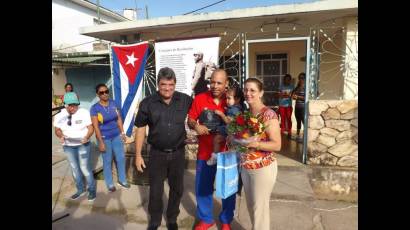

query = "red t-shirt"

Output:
[[188, 91, 227, 160]]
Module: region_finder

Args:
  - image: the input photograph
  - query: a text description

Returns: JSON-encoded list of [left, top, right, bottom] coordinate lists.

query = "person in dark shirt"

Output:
[[134, 67, 193, 230], [291, 72, 306, 142]]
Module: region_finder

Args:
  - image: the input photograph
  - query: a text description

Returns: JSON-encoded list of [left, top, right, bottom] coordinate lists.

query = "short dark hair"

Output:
[[157, 67, 176, 84], [228, 86, 245, 109], [298, 72, 306, 80], [64, 83, 74, 91], [284, 74, 292, 81], [95, 83, 108, 93]]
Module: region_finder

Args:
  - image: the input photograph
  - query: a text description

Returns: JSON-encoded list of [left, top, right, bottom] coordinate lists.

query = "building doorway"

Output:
[[246, 37, 311, 164]]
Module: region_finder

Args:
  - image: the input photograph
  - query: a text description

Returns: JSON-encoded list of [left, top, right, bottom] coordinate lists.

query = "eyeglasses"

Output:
[[67, 115, 72, 126], [98, 90, 109, 96]]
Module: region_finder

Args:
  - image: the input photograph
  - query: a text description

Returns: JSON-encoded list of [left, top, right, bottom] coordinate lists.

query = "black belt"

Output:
[[152, 146, 185, 153]]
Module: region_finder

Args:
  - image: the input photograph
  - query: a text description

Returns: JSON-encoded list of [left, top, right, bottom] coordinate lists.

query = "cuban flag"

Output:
[[111, 42, 149, 137]]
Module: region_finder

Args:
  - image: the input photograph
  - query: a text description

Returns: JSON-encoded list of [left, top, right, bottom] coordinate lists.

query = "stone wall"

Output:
[[307, 100, 358, 167]]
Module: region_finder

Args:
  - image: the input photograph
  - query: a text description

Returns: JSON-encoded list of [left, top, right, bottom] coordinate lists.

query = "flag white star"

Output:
[[125, 52, 138, 67]]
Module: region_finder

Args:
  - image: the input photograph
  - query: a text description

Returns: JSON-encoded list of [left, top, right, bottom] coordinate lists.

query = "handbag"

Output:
[[215, 151, 239, 199]]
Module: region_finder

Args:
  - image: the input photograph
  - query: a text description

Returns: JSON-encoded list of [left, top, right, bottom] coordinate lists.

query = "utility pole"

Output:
[[145, 5, 149, 19], [96, 0, 102, 44], [97, 0, 101, 24], [134, 0, 138, 19]]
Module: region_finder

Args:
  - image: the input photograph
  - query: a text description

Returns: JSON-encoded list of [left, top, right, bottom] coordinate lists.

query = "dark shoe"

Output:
[[87, 191, 96, 202], [147, 225, 159, 230], [167, 222, 178, 230], [108, 186, 116, 192], [117, 181, 130, 189], [70, 191, 86, 200]]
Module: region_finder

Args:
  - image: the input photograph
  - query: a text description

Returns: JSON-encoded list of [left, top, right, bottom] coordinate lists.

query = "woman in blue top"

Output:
[[90, 84, 130, 192]]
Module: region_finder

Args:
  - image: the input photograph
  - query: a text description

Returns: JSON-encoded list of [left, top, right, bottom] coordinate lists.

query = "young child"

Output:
[[207, 86, 245, 165]]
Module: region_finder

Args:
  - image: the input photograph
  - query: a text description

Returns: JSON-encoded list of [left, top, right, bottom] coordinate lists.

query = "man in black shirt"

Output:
[[134, 67, 193, 230]]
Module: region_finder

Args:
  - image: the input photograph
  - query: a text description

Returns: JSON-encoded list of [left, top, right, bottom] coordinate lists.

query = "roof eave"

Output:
[[70, 0, 130, 22], [79, 0, 357, 35]]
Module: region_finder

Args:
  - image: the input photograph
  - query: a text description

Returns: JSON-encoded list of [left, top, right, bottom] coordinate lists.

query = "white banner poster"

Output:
[[155, 37, 220, 96]]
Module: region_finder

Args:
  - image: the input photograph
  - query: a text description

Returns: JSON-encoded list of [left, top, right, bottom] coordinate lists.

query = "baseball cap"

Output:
[[64, 92, 80, 105]]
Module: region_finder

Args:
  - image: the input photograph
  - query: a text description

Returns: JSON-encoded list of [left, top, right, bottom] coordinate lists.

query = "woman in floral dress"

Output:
[[241, 77, 281, 230]]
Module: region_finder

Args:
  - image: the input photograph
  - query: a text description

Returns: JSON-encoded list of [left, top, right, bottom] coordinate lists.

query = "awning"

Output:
[[52, 56, 106, 64]]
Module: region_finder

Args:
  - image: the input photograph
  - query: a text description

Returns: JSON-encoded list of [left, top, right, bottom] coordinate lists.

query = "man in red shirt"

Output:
[[188, 69, 235, 230]]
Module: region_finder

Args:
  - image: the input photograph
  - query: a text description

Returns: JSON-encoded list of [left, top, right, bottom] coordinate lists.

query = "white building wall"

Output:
[[52, 67, 67, 96], [52, 0, 123, 53]]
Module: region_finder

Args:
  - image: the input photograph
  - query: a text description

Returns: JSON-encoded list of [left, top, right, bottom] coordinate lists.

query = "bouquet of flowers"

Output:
[[226, 111, 267, 153]]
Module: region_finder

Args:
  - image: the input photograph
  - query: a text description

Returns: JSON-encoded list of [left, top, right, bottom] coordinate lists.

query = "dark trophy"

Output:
[[198, 109, 222, 133]]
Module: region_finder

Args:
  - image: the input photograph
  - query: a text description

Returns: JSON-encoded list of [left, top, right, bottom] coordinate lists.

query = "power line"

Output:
[[183, 0, 227, 15], [52, 41, 97, 52]]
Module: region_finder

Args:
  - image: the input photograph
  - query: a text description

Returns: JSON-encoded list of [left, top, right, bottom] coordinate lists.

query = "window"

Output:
[[255, 53, 288, 106]]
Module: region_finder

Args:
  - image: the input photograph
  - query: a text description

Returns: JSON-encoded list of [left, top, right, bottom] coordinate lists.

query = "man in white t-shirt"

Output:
[[53, 92, 96, 202]]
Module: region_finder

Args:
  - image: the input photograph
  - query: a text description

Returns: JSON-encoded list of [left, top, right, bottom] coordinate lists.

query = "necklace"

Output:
[[99, 101, 110, 113], [103, 105, 110, 113]]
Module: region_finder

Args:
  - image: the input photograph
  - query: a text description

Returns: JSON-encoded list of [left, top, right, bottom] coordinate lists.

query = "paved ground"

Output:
[[52, 127, 357, 230], [52, 160, 357, 230]]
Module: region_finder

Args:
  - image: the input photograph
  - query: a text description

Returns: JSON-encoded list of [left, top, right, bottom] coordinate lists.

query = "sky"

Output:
[[90, 0, 317, 19]]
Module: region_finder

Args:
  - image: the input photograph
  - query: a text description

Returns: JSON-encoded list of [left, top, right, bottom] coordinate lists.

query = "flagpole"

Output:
[[142, 44, 146, 99], [108, 42, 115, 100]]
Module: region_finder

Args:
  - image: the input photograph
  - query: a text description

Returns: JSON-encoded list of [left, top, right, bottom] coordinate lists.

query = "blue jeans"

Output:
[[195, 160, 236, 224], [100, 135, 127, 188], [63, 142, 96, 193]]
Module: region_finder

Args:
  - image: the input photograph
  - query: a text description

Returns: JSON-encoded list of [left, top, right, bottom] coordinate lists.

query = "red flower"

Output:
[[236, 115, 245, 125], [252, 123, 259, 132]]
